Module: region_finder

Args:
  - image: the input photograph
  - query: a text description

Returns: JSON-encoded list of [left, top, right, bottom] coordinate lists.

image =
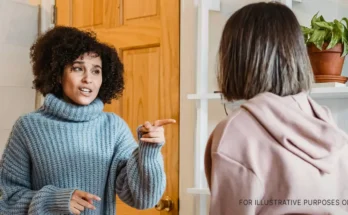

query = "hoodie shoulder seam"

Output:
[[214, 108, 248, 150], [213, 151, 264, 188], [212, 108, 243, 148]]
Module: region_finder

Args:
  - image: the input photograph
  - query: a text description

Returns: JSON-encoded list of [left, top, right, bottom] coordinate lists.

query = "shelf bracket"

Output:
[[194, 0, 220, 11]]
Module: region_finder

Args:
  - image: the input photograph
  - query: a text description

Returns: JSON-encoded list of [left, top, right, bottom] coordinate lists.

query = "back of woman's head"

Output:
[[218, 2, 313, 101]]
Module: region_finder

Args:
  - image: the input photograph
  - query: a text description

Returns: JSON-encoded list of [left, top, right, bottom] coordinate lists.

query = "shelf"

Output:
[[187, 188, 210, 195], [310, 87, 348, 99], [187, 87, 348, 101], [187, 93, 220, 100]]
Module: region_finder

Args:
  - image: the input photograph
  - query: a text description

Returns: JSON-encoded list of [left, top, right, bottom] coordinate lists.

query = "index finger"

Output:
[[143, 121, 152, 129], [82, 192, 101, 201], [154, 119, 176, 127]]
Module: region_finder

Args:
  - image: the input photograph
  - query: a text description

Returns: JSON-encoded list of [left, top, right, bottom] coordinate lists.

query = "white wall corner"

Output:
[[281, 0, 302, 8], [209, 0, 220, 11], [34, 0, 54, 109], [40, 0, 55, 34], [280, 0, 292, 8], [194, 0, 220, 11]]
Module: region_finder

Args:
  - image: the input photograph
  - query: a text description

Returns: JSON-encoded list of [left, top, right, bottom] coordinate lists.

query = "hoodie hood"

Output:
[[241, 92, 348, 174]]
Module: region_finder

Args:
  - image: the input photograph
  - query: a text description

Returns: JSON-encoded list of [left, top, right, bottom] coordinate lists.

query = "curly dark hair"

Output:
[[30, 26, 124, 104]]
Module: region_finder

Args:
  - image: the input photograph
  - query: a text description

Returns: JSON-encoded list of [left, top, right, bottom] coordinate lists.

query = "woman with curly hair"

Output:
[[0, 26, 175, 215]]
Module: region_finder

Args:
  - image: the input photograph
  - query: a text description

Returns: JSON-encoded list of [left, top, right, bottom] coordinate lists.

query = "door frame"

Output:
[[35, 0, 55, 109]]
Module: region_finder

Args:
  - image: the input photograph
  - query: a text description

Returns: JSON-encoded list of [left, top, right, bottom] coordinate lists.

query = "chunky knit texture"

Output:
[[0, 94, 166, 215]]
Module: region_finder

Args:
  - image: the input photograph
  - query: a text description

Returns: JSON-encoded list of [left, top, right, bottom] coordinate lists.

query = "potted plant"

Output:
[[301, 13, 348, 83]]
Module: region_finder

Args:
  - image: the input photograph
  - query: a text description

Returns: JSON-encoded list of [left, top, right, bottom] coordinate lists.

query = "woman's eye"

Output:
[[72, 67, 82, 72], [93, 70, 101, 75]]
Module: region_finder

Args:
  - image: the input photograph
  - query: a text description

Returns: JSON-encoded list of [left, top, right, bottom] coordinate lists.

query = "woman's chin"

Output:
[[75, 97, 96, 106], [75, 100, 93, 106], [66, 95, 97, 106]]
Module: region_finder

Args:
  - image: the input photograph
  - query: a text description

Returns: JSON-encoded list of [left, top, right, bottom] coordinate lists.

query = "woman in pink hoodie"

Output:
[[204, 2, 348, 215]]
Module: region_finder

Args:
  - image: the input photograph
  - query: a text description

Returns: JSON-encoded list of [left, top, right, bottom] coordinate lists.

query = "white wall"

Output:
[[180, 1, 197, 214], [0, 0, 39, 155], [180, 0, 348, 215]]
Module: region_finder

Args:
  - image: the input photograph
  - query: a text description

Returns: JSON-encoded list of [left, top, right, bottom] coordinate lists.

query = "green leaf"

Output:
[[327, 20, 344, 49], [342, 17, 348, 28], [324, 29, 332, 42], [301, 26, 313, 34], [311, 13, 328, 30], [342, 29, 348, 57], [318, 15, 326, 22], [311, 12, 320, 29], [334, 19, 345, 32], [314, 21, 333, 30], [327, 32, 340, 49], [342, 41, 348, 57], [309, 29, 327, 50], [301, 26, 313, 42]]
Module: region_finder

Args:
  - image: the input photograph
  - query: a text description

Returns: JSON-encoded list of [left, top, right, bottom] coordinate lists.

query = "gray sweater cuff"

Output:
[[44, 188, 76, 214]]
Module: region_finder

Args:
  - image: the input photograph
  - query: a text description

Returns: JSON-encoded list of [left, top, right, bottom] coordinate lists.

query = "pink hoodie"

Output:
[[204, 92, 348, 215]]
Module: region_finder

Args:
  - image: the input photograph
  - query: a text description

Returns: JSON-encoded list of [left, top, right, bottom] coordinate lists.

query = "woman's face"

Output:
[[61, 52, 102, 106]]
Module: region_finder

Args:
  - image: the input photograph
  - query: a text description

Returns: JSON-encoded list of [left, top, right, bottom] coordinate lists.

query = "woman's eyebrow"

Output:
[[72, 61, 84, 64], [93, 64, 102, 69]]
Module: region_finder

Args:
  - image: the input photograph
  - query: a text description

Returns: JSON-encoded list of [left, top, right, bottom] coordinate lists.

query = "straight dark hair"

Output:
[[218, 2, 313, 101]]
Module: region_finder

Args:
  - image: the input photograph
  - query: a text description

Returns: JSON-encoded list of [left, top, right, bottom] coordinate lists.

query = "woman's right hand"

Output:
[[70, 190, 101, 215]]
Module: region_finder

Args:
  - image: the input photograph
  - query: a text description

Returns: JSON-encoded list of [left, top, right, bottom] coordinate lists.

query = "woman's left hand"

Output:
[[139, 119, 176, 144]]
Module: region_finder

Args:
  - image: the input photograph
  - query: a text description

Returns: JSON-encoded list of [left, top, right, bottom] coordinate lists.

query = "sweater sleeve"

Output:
[[114, 119, 166, 209], [0, 119, 75, 215], [208, 152, 264, 215]]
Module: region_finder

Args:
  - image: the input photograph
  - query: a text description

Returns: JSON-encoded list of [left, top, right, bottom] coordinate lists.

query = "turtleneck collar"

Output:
[[41, 94, 104, 122]]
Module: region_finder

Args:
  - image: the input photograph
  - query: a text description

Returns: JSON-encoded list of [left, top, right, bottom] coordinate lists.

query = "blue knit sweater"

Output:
[[0, 94, 166, 215]]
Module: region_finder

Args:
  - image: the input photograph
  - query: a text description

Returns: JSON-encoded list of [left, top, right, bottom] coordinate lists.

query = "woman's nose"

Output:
[[82, 74, 92, 84]]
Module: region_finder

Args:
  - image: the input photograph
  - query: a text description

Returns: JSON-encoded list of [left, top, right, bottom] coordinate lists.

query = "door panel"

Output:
[[123, 0, 158, 21]]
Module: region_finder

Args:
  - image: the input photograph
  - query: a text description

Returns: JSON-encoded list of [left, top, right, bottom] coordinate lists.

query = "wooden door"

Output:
[[55, 1, 179, 215]]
